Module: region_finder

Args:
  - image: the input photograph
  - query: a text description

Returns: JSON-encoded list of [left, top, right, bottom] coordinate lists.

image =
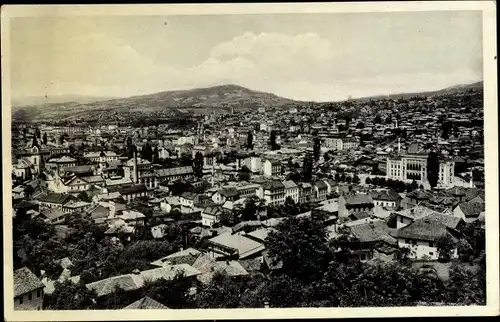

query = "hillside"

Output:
[[356, 81, 483, 102], [11, 95, 117, 107], [11, 84, 298, 122]]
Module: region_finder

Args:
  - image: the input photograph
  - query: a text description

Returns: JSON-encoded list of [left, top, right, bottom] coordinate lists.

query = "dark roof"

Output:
[[203, 206, 223, 216], [349, 221, 397, 245], [314, 181, 328, 190], [37, 193, 74, 205], [118, 184, 148, 195], [14, 267, 44, 297], [124, 296, 170, 309], [218, 187, 239, 197], [342, 194, 373, 205], [406, 189, 431, 200], [397, 219, 455, 242], [349, 211, 370, 220], [262, 180, 285, 190], [180, 192, 197, 200], [370, 190, 401, 202]]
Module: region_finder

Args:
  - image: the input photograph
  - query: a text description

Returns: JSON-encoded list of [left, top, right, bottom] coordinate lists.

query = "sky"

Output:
[[9, 11, 483, 102]]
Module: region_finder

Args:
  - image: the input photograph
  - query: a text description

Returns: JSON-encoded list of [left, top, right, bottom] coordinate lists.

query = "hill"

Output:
[[355, 81, 483, 102], [11, 84, 298, 122], [11, 95, 117, 107]]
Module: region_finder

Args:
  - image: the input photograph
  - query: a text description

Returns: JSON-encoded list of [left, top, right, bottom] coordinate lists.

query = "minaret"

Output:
[[469, 171, 474, 188], [398, 138, 401, 154], [132, 150, 138, 184]]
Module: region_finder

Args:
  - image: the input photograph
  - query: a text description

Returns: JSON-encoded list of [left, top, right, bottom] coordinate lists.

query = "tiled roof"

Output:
[[155, 166, 193, 177], [423, 213, 463, 229], [457, 199, 485, 218], [117, 184, 148, 195], [40, 208, 66, 221], [395, 205, 439, 220], [14, 267, 44, 297], [192, 254, 249, 284], [370, 190, 401, 202], [37, 193, 74, 205], [314, 181, 328, 190], [217, 187, 239, 197], [124, 296, 170, 309], [262, 180, 285, 190], [349, 220, 397, 245], [343, 193, 373, 205], [397, 219, 455, 242], [282, 180, 298, 189]]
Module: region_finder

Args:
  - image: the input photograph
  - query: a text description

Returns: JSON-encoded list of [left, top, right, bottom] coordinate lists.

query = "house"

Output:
[[262, 159, 281, 177], [207, 232, 266, 260], [123, 296, 170, 310], [86, 204, 110, 225], [323, 178, 337, 195], [262, 180, 285, 207], [62, 201, 92, 214], [393, 205, 440, 229], [282, 180, 299, 204], [46, 156, 77, 171], [37, 193, 76, 210], [345, 220, 398, 261], [453, 196, 485, 223], [370, 190, 401, 210], [338, 194, 374, 218], [201, 206, 224, 227], [39, 208, 67, 225], [14, 267, 44, 311], [150, 248, 202, 267], [111, 210, 146, 226], [299, 183, 313, 203], [313, 181, 328, 201], [180, 192, 199, 208], [397, 218, 460, 260], [155, 166, 194, 185], [212, 187, 239, 204], [83, 151, 119, 163]]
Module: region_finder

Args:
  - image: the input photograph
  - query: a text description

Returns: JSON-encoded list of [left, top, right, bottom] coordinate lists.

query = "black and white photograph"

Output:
[[2, 2, 498, 320]]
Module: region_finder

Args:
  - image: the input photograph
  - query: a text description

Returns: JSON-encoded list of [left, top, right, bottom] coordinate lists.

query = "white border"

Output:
[[2, 2, 498, 321]]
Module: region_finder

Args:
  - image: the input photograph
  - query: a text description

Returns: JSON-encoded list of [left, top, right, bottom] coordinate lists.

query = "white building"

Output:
[[262, 159, 281, 177], [243, 157, 262, 173], [282, 180, 299, 203]]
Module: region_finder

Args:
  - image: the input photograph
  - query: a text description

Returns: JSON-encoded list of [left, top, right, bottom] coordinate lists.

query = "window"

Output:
[[405, 239, 410, 244], [400, 217, 404, 223], [28, 292, 32, 300], [37, 290, 41, 297], [429, 242, 434, 247], [19, 296, 23, 304]]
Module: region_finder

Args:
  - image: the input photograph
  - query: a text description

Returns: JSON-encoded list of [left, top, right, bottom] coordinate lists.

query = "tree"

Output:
[[35, 127, 41, 139], [313, 135, 321, 162], [194, 271, 242, 308], [246, 131, 253, 150], [352, 175, 360, 184], [238, 165, 251, 181], [141, 142, 153, 162], [265, 216, 331, 283], [394, 247, 413, 266], [42, 132, 48, 145], [356, 122, 365, 129], [374, 114, 382, 124], [365, 177, 372, 185], [193, 152, 204, 178], [44, 280, 97, 310], [426, 151, 440, 189], [302, 154, 313, 182], [270, 130, 279, 150], [323, 152, 330, 163], [436, 234, 456, 262]]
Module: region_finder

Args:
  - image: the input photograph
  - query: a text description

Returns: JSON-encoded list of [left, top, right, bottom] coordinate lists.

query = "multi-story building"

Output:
[[323, 137, 359, 151], [243, 157, 262, 173], [262, 180, 285, 206], [338, 194, 374, 218], [282, 180, 299, 203], [386, 144, 455, 187], [263, 159, 281, 177]]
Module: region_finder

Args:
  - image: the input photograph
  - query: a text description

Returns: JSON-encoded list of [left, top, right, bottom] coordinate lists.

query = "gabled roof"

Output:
[[155, 166, 193, 177], [116, 184, 148, 195], [203, 206, 223, 216], [14, 267, 44, 297], [217, 187, 239, 197], [456, 199, 485, 218], [124, 296, 170, 309], [370, 190, 401, 202], [262, 180, 285, 190]]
